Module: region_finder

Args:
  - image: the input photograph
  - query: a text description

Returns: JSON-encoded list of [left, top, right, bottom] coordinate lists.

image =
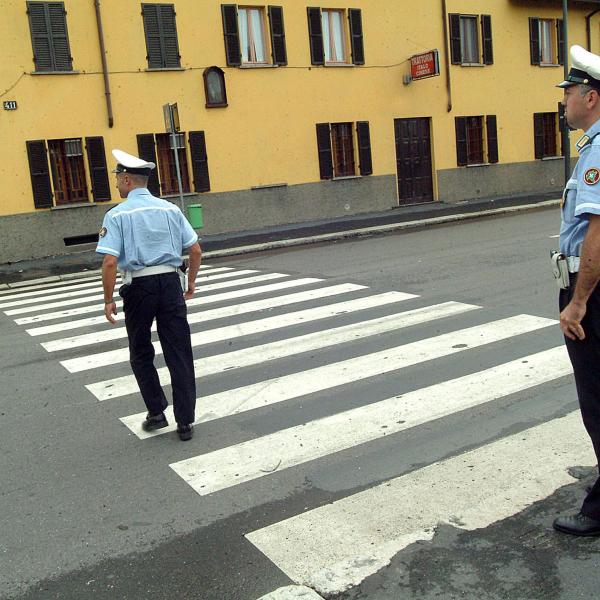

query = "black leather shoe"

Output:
[[141, 412, 168, 432], [177, 424, 193, 441], [553, 512, 600, 536]]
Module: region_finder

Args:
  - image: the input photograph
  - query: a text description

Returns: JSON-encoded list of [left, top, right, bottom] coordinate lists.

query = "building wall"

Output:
[[0, 0, 596, 262]]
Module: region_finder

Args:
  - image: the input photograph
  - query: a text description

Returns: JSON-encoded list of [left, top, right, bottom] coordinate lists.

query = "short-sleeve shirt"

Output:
[[95, 188, 198, 271], [560, 119, 600, 256]]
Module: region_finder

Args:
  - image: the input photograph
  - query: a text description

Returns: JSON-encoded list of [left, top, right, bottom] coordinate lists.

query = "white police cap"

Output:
[[557, 45, 600, 89], [111, 149, 156, 175]]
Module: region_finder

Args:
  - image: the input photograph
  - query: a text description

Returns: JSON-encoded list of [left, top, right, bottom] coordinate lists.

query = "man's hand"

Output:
[[184, 280, 196, 301], [560, 300, 586, 340], [104, 301, 117, 324]]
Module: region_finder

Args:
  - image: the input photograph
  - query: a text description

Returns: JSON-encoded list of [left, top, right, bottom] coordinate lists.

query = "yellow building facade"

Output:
[[1, 0, 599, 262]]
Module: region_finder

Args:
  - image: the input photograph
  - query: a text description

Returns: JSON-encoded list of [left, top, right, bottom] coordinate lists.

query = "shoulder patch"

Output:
[[584, 168, 600, 185], [99, 226, 107, 238]]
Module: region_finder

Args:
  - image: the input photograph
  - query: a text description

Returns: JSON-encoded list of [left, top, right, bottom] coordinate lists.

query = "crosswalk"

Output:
[[2, 262, 591, 598]]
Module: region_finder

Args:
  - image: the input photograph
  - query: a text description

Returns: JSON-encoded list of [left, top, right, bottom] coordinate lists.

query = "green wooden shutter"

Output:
[[348, 9, 365, 65], [486, 115, 498, 164], [26, 140, 53, 208], [27, 2, 72, 71], [47, 2, 71, 70], [189, 131, 211, 193], [557, 19, 565, 66], [221, 4, 241, 66], [481, 15, 493, 65], [455, 117, 468, 166], [136, 134, 161, 196], [533, 113, 544, 159], [268, 6, 287, 66], [307, 7, 324, 66], [142, 4, 163, 68], [356, 121, 372, 176], [316, 123, 333, 179], [529, 18, 540, 65], [158, 4, 181, 68], [449, 14, 461, 64], [85, 137, 111, 202]]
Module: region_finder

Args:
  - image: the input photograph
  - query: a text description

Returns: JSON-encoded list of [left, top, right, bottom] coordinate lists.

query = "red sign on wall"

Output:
[[410, 50, 440, 81]]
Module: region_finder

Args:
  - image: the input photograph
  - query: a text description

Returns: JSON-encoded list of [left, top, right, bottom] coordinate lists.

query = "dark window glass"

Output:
[[542, 113, 558, 157], [330, 122, 356, 177], [465, 117, 484, 164], [203, 67, 228, 107], [155, 133, 190, 195], [48, 138, 89, 205]]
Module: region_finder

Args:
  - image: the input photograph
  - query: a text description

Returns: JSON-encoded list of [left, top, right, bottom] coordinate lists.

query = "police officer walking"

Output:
[[96, 149, 201, 441], [554, 46, 600, 535]]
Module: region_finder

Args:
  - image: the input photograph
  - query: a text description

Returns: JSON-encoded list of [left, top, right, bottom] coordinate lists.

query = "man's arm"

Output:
[[184, 242, 202, 301], [560, 214, 600, 340], [102, 253, 119, 324]]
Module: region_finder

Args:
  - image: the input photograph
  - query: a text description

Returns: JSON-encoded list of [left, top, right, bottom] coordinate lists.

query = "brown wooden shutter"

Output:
[[27, 2, 72, 71], [486, 115, 498, 164], [221, 4, 241, 66], [189, 131, 211, 193], [307, 7, 324, 66], [316, 123, 333, 179], [481, 15, 493, 65], [449, 14, 461, 65], [85, 137, 111, 202], [529, 18, 540, 65], [455, 117, 468, 166], [268, 6, 287, 66], [557, 19, 565, 66], [533, 113, 544, 159], [136, 134, 161, 196], [356, 121, 372, 176], [348, 9, 365, 65], [26, 140, 53, 208]]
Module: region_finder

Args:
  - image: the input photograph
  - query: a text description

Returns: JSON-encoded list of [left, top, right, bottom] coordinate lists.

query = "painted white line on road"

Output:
[[246, 410, 592, 596], [123, 302, 480, 438], [256, 586, 324, 599], [0, 277, 112, 302], [169, 340, 567, 495], [13, 277, 323, 325], [88, 299, 483, 401], [26, 283, 369, 337], [59, 291, 422, 370]]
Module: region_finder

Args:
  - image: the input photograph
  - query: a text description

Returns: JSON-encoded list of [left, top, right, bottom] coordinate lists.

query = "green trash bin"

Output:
[[187, 203, 203, 229]]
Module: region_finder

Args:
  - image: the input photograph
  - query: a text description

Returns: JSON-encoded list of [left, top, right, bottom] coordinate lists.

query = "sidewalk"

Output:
[[0, 192, 559, 287]]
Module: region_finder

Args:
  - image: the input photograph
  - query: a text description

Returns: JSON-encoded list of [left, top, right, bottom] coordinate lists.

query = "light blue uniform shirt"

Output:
[[95, 188, 198, 271], [560, 119, 600, 256]]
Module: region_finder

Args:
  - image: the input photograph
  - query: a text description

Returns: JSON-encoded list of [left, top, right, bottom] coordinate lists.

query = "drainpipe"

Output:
[[94, 0, 114, 128], [441, 0, 452, 112], [586, 9, 600, 51]]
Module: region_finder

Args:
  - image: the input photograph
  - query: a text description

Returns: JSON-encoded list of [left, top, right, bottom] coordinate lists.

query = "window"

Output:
[[455, 116, 499, 166], [315, 122, 372, 179], [142, 3, 181, 69], [449, 14, 493, 65], [534, 113, 559, 158], [307, 7, 364, 66], [26, 137, 111, 208], [529, 18, 564, 66], [27, 1, 73, 72], [136, 132, 211, 196], [203, 67, 228, 108], [221, 4, 287, 66]]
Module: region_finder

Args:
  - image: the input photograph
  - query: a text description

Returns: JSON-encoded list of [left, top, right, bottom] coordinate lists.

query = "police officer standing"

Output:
[[96, 149, 201, 441], [554, 46, 600, 535]]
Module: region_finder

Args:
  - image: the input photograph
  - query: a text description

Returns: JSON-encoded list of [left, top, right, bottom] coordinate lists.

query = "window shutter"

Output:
[[557, 19, 565, 66], [529, 18, 540, 65], [221, 4, 241, 66], [486, 115, 498, 164], [142, 4, 163, 68], [268, 6, 287, 66], [316, 123, 333, 179], [85, 137, 111, 202], [533, 113, 544, 159], [189, 131, 211, 193], [26, 140, 53, 209], [158, 4, 181, 68], [449, 14, 461, 65], [558, 101, 567, 157], [356, 121, 372, 176], [136, 134, 161, 196], [47, 2, 72, 70], [455, 117, 468, 166], [307, 7, 324, 66], [27, 2, 72, 71], [481, 15, 493, 65], [348, 9, 365, 65]]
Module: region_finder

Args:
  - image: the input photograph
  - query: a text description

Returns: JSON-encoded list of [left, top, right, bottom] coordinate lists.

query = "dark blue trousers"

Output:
[[120, 272, 196, 426], [561, 273, 600, 519]]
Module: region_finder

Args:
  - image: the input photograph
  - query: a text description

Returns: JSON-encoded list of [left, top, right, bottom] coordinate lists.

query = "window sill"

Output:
[[30, 70, 80, 75], [324, 62, 354, 67], [50, 202, 96, 210], [161, 192, 196, 199], [145, 67, 185, 72], [239, 63, 278, 69], [465, 163, 492, 168], [332, 175, 362, 180], [251, 183, 288, 190], [460, 62, 485, 67], [538, 63, 561, 68], [541, 156, 563, 161]]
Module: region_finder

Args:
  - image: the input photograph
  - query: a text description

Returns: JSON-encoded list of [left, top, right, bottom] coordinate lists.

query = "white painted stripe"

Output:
[[246, 411, 593, 596], [5, 272, 288, 316], [169, 346, 571, 492], [0, 284, 117, 309], [256, 586, 325, 599], [123, 302, 481, 438], [26, 283, 369, 337], [59, 292, 424, 369], [0, 278, 113, 301], [14, 277, 323, 325]]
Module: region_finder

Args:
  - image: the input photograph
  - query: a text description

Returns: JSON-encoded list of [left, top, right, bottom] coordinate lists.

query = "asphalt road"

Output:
[[1, 206, 599, 600]]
